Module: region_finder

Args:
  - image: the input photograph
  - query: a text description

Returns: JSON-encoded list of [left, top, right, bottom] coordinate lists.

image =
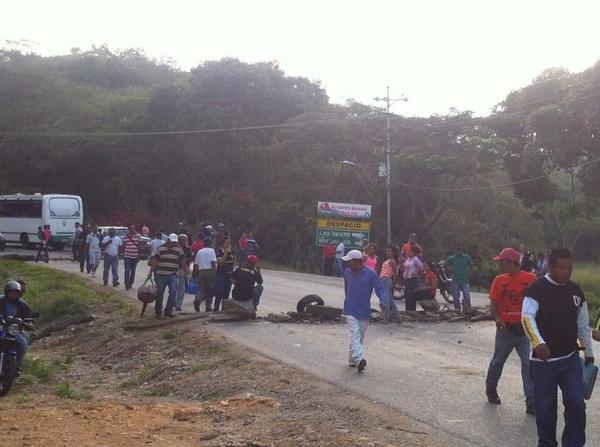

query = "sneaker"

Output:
[[206, 307, 213, 312], [486, 389, 501, 405], [103, 282, 108, 286], [113, 282, 119, 287], [357, 359, 367, 373], [193, 300, 200, 312], [175, 307, 182, 311], [348, 362, 357, 368], [92, 273, 96, 277], [164, 312, 175, 318], [526, 400, 534, 415]]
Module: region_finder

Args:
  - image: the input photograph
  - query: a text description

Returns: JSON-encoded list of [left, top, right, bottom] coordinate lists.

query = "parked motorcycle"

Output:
[[0, 313, 36, 396], [433, 261, 453, 304], [393, 261, 453, 304]]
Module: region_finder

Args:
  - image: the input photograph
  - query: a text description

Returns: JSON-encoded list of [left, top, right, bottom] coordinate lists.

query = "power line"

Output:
[[392, 157, 600, 192], [0, 113, 386, 138]]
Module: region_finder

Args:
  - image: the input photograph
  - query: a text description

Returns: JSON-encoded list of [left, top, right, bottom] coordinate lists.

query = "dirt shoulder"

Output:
[[1, 301, 442, 447]]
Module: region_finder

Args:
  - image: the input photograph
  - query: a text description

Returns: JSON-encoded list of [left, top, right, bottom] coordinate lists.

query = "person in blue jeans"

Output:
[[0, 281, 36, 371], [101, 228, 123, 287], [445, 243, 473, 313], [522, 248, 594, 447]]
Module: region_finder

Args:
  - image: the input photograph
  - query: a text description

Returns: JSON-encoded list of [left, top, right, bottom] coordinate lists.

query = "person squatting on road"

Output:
[[230, 255, 264, 316], [149, 233, 186, 318], [342, 249, 388, 373], [522, 248, 594, 447], [485, 248, 537, 415]]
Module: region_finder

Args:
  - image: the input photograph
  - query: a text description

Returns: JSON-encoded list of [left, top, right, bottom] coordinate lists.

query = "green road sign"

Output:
[[316, 229, 369, 249]]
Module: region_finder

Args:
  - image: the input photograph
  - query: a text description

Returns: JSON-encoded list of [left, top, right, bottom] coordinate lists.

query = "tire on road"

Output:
[[296, 294, 325, 313]]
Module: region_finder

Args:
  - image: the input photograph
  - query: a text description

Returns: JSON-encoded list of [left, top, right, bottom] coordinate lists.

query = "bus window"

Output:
[[49, 198, 81, 218], [0, 201, 42, 218]]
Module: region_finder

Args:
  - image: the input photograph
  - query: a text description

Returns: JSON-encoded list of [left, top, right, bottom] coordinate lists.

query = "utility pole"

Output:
[[375, 87, 406, 246]]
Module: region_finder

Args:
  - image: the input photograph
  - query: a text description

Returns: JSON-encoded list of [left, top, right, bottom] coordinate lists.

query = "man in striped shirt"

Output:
[[148, 233, 186, 318], [123, 225, 142, 290]]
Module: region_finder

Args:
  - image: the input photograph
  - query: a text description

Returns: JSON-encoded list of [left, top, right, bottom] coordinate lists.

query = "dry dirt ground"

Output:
[[0, 303, 443, 447]]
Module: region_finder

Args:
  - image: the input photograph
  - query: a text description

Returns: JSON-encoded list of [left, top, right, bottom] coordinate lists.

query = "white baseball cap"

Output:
[[342, 249, 363, 261], [168, 233, 178, 242]]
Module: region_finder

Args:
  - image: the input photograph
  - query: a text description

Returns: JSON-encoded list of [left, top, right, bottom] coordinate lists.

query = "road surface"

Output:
[[5, 247, 599, 446]]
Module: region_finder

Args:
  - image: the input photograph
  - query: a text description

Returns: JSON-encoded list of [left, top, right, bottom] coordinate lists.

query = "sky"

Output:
[[3, 0, 600, 117]]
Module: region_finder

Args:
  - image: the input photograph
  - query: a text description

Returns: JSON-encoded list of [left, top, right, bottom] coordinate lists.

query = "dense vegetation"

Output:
[[2, 46, 600, 272]]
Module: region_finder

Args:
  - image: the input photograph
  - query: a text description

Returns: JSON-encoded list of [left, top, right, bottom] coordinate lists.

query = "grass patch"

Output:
[[118, 360, 160, 389], [16, 393, 30, 405], [0, 259, 133, 324], [143, 388, 170, 397], [573, 263, 600, 322], [161, 329, 179, 340], [54, 382, 93, 401], [19, 356, 56, 384]]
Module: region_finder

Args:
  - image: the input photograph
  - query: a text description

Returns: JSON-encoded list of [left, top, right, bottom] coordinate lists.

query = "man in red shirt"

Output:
[[322, 241, 336, 276], [485, 247, 537, 415]]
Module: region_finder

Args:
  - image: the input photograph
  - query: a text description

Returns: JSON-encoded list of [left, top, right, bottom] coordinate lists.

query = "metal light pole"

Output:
[[374, 87, 407, 246]]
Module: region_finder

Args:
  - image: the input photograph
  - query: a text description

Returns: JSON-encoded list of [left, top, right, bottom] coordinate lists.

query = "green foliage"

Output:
[[2, 47, 600, 266], [0, 260, 132, 324], [54, 382, 93, 401]]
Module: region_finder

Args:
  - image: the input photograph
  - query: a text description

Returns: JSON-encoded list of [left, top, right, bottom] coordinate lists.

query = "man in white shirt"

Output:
[[335, 241, 345, 277], [101, 228, 123, 287], [193, 238, 217, 312]]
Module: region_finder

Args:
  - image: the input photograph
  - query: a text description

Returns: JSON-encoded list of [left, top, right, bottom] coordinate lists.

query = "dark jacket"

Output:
[[0, 296, 34, 319]]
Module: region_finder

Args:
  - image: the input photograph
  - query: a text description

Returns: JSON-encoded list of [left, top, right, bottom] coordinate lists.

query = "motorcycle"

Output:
[[0, 313, 36, 396], [393, 261, 453, 304], [433, 261, 453, 304]]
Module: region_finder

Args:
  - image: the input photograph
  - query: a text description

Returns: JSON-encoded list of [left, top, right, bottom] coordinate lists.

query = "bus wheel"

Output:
[[19, 233, 29, 248]]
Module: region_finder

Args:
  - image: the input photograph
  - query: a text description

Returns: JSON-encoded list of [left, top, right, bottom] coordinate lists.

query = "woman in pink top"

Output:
[[403, 245, 423, 311], [380, 244, 400, 319], [363, 243, 378, 272]]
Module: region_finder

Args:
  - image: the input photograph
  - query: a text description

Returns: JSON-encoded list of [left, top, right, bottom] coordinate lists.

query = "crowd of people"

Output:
[[69, 222, 262, 318], [336, 232, 594, 447]]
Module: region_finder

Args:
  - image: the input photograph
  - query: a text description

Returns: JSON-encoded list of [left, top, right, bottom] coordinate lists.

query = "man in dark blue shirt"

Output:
[[342, 250, 388, 373]]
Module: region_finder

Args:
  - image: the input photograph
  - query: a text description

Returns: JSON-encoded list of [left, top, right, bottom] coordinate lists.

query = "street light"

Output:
[[374, 87, 408, 245]]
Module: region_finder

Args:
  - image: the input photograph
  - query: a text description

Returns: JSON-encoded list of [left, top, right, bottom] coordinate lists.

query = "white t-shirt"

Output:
[[149, 238, 165, 257], [195, 247, 217, 270], [102, 236, 122, 257], [86, 233, 101, 252], [335, 242, 345, 259]]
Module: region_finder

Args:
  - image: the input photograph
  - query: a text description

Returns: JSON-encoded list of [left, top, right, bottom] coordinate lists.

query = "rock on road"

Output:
[[13, 248, 599, 447]]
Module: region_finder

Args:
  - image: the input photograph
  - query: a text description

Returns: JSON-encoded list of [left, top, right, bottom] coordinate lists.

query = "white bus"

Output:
[[0, 194, 83, 250]]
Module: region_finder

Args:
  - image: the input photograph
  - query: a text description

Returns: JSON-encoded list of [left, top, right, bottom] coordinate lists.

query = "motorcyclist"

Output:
[[0, 281, 35, 371]]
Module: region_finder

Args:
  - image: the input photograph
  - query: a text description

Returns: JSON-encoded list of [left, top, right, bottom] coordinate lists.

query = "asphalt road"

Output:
[[5, 246, 599, 446]]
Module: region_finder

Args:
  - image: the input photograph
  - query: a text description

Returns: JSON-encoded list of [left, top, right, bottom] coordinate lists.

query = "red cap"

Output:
[[493, 248, 520, 264], [247, 255, 258, 265]]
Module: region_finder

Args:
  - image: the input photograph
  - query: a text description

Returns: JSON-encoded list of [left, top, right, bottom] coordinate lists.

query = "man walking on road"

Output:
[[148, 233, 186, 318], [123, 225, 141, 290], [522, 248, 594, 447], [101, 227, 123, 287], [35, 225, 52, 263], [193, 239, 217, 312], [335, 240, 345, 277], [445, 243, 474, 313], [485, 248, 537, 414], [342, 250, 388, 373]]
